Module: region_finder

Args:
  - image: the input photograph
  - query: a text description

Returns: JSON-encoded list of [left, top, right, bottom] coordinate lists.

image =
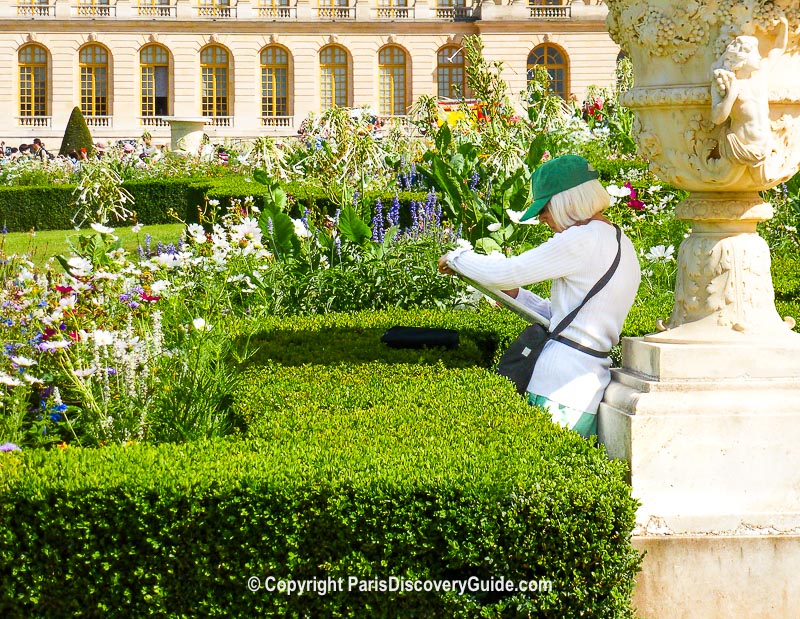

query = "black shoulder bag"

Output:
[[496, 224, 622, 395]]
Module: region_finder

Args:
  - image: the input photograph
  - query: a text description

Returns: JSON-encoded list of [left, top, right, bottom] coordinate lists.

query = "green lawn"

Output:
[[0, 223, 185, 268]]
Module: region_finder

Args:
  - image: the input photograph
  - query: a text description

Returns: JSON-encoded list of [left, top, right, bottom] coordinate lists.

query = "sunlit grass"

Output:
[[0, 223, 185, 269]]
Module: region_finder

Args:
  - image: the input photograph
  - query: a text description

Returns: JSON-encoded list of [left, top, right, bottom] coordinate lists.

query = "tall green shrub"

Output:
[[58, 106, 95, 157]]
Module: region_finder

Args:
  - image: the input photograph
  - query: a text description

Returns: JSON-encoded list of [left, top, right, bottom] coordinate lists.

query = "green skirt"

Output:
[[527, 393, 597, 439]]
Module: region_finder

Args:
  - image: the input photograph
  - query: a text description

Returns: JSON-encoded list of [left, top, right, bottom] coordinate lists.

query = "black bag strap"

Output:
[[549, 224, 622, 340]]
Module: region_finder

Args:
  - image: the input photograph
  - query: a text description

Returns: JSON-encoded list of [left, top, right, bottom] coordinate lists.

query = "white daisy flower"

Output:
[[192, 317, 212, 332], [92, 330, 115, 347], [292, 218, 311, 239], [10, 356, 36, 367], [644, 244, 675, 262], [606, 184, 632, 198], [67, 257, 94, 277], [505, 209, 529, 224], [0, 373, 22, 386]]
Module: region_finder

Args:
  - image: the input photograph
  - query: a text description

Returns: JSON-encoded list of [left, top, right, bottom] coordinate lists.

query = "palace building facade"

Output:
[[0, 0, 616, 146]]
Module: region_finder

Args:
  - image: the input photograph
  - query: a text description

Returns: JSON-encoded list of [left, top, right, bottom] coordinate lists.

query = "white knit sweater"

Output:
[[448, 220, 641, 413]]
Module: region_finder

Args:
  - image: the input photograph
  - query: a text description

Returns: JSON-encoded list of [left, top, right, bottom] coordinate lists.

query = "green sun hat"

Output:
[[520, 155, 600, 222]]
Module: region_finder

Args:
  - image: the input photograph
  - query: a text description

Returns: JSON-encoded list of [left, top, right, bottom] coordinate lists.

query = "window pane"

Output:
[[80, 46, 109, 116], [527, 44, 568, 99], [379, 46, 406, 116], [320, 46, 348, 111], [19, 45, 48, 117]]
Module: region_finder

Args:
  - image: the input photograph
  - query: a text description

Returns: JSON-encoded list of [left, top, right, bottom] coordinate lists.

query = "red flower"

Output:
[[624, 183, 645, 211], [55, 285, 74, 294], [140, 294, 161, 303]]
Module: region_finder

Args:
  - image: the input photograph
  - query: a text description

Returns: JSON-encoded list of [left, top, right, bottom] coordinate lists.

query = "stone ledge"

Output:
[[622, 336, 800, 381]]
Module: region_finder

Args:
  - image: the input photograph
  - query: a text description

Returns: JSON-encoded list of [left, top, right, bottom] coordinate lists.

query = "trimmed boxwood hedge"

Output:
[[0, 184, 77, 232], [0, 177, 429, 232], [0, 178, 210, 232], [0, 309, 642, 618]]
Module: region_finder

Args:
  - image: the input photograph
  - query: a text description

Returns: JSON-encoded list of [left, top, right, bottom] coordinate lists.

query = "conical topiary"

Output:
[[59, 106, 95, 157]]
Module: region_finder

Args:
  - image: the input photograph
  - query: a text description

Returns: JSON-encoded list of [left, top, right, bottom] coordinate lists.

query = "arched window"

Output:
[[527, 43, 569, 99], [378, 46, 407, 116], [79, 44, 109, 117], [437, 45, 465, 100], [260, 46, 289, 118], [19, 44, 48, 120], [320, 45, 348, 110], [201, 45, 229, 117], [141, 44, 170, 118]]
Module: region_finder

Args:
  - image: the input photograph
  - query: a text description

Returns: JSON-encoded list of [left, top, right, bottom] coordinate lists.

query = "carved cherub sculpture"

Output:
[[710, 17, 788, 170]]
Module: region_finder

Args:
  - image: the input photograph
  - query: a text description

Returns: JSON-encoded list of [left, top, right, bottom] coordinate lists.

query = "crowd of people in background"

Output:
[[0, 131, 242, 172], [0, 134, 169, 170]]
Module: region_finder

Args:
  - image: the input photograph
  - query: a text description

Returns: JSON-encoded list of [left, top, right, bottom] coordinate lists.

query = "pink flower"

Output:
[[625, 183, 645, 211]]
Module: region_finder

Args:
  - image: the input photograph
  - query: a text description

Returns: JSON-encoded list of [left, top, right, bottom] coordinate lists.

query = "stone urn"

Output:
[[605, 0, 800, 343]]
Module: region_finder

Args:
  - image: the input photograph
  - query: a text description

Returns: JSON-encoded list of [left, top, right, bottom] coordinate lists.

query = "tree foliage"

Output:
[[59, 106, 95, 157]]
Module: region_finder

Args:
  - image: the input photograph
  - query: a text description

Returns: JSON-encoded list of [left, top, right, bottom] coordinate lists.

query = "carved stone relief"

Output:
[[606, 0, 800, 61], [605, 0, 800, 340], [670, 232, 777, 331]]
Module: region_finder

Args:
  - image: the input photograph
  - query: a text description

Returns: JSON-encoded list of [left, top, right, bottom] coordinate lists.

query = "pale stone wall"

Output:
[[0, 0, 619, 148]]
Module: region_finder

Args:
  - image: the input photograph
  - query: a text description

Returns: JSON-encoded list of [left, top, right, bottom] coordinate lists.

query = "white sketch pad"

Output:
[[447, 259, 551, 328]]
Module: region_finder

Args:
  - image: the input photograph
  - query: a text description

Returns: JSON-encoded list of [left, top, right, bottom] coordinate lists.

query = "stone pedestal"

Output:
[[631, 535, 800, 619], [164, 117, 207, 154], [602, 2, 800, 614], [600, 337, 800, 617]]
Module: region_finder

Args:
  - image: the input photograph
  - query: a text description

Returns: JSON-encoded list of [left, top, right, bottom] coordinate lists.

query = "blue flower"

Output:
[[0, 442, 20, 452], [371, 199, 385, 243], [388, 194, 401, 228], [469, 170, 480, 191]]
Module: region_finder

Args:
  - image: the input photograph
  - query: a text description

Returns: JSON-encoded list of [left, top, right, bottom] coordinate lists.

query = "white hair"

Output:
[[545, 179, 610, 231]]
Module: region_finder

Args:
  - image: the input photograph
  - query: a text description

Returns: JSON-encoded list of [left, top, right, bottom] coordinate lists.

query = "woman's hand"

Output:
[[437, 255, 454, 275]]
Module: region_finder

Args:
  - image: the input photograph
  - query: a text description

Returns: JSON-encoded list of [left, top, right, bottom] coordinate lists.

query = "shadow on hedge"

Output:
[[242, 325, 498, 369]]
